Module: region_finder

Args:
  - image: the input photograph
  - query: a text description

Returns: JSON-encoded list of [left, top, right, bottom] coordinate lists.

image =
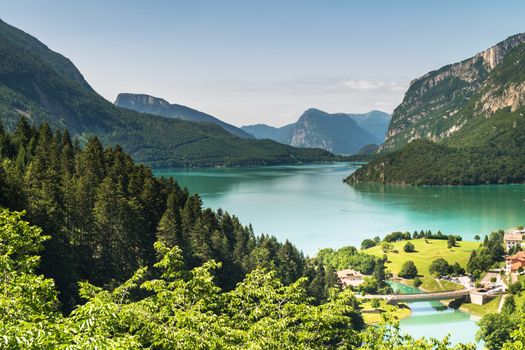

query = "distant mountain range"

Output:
[[348, 33, 525, 185], [0, 18, 340, 168], [115, 93, 253, 139], [242, 109, 391, 155]]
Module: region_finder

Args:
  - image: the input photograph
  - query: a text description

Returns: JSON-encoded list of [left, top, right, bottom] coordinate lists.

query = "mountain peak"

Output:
[[383, 32, 525, 151]]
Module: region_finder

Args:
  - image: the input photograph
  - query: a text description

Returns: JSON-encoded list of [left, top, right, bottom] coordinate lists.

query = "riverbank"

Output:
[[396, 278, 502, 318], [360, 300, 412, 324]]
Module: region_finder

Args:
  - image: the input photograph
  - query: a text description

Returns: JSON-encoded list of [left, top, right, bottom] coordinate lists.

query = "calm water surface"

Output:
[[154, 162, 513, 347], [389, 282, 483, 348], [155, 162, 525, 256]]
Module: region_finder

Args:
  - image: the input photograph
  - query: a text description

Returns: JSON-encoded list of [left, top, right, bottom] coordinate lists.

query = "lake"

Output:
[[155, 162, 525, 256], [154, 162, 514, 347]]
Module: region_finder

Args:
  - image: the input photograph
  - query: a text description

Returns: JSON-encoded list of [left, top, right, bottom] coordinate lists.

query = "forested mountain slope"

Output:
[[348, 34, 525, 185], [115, 93, 253, 139], [0, 18, 337, 167], [0, 119, 337, 311], [380, 33, 525, 152]]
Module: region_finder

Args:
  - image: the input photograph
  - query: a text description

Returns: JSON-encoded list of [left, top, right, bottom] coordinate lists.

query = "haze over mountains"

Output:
[[0, 18, 340, 167], [242, 109, 391, 155], [348, 33, 525, 185], [115, 93, 253, 139]]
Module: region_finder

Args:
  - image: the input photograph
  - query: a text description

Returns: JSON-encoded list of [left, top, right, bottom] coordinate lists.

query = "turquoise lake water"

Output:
[[389, 282, 482, 348], [154, 162, 513, 347], [155, 162, 525, 256]]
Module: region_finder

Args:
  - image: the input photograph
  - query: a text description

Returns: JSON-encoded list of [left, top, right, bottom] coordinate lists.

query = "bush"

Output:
[[403, 242, 415, 253], [447, 236, 456, 248], [399, 260, 418, 279], [509, 282, 522, 294], [381, 242, 393, 253], [361, 239, 376, 250], [449, 262, 465, 276], [413, 277, 423, 287], [429, 258, 450, 277]]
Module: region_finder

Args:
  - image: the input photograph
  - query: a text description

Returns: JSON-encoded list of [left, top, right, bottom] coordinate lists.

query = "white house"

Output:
[[504, 230, 525, 252]]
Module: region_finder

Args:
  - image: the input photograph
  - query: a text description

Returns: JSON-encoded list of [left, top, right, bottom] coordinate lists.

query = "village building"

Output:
[[336, 269, 365, 287], [505, 251, 525, 274], [503, 230, 525, 251]]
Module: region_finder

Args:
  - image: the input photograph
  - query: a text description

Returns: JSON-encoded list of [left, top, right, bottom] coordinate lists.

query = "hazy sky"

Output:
[[1, 1, 524, 127]]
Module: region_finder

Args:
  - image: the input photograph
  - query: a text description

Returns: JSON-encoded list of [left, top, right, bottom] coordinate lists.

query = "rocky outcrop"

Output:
[[479, 81, 525, 114], [382, 33, 525, 151]]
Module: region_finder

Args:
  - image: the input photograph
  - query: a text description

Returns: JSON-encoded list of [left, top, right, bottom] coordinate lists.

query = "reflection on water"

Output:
[[389, 282, 482, 348], [154, 163, 525, 257]]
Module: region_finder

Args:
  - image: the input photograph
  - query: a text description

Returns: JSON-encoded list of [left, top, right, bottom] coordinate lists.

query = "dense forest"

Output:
[[0, 118, 338, 311], [0, 118, 504, 348], [346, 140, 525, 185]]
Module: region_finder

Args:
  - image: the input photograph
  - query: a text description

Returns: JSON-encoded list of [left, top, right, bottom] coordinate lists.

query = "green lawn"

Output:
[[418, 276, 464, 292], [360, 300, 411, 324], [459, 295, 501, 316], [365, 239, 480, 278]]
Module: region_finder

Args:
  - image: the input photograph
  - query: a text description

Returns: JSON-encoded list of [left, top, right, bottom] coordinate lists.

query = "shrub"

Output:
[[403, 242, 415, 253], [429, 258, 450, 277], [361, 239, 376, 250], [413, 277, 423, 287], [381, 242, 393, 253], [399, 260, 418, 279]]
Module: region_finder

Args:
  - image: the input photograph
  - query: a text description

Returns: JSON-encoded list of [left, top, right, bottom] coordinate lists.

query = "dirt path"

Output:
[[435, 278, 444, 290], [497, 295, 507, 313]]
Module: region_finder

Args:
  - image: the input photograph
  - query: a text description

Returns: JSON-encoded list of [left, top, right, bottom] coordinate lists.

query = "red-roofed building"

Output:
[[505, 251, 525, 274]]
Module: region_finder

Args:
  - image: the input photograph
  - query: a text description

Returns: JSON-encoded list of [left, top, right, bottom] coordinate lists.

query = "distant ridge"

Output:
[[0, 18, 339, 167], [115, 93, 253, 139], [242, 109, 390, 155]]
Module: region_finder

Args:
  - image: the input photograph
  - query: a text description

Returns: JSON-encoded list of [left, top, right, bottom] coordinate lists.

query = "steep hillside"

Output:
[[348, 34, 525, 185], [242, 109, 382, 154], [0, 19, 338, 167], [115, 93, 253, 139], [381, 33, 525, 152]]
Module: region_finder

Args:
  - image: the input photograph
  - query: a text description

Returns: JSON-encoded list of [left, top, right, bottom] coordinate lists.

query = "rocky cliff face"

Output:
[[115, 93, 170, 111], [382, 33, 525, 151]]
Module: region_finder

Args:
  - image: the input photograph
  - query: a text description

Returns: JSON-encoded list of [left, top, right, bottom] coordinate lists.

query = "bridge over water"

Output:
[[357, 288, 478, 302]]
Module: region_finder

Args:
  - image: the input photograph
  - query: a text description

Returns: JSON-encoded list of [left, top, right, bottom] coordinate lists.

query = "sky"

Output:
[[1, 1, 524, 127]]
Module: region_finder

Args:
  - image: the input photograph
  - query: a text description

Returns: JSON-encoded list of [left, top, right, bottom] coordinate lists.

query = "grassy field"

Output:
[[459, 295, 501, 316], [360, 300, 411, 324], [365, 239, 479, 278], [418, 276, 464, 292]]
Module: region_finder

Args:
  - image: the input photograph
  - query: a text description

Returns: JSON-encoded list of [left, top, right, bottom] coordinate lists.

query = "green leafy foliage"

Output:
[[466, 230, 504, 278], [0, 208, 479, 349], [398, 261, 418, 279], [0, 120, 333, 310], [429, 258, 450, 277]]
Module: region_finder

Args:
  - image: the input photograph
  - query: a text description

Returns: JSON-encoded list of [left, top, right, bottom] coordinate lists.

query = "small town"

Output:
[[332, 227, 525, 325]]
